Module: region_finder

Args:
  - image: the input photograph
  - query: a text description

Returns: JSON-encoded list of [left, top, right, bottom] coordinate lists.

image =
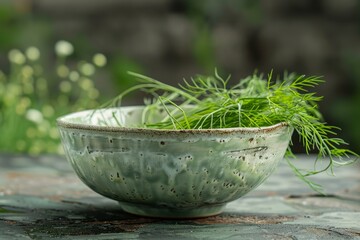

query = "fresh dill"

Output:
[[100, 70, 358, 193]]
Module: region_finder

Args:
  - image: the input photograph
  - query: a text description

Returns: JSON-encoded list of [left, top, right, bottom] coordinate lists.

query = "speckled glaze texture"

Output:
[[57, 106, 293, 218]]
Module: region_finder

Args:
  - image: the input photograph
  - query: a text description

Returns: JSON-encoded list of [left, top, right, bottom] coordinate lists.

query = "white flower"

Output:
[[93, 53, 107, 67], [25, 47, 40, 61], [80, 63, 95, 76], [69, 71, 80, 82], [57, 65, 69, 78], [8, 49, 26, 65], [55, 40, 74, 57], [59, 81, 72, 93], [26, 109, 44, 124]]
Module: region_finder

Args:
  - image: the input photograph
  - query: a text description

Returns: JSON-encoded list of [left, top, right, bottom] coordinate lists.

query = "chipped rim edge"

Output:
[[56, 107, 289, 135]]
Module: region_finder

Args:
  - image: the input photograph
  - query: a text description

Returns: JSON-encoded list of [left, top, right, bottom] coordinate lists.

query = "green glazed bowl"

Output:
[[57, 106, 292, 218]]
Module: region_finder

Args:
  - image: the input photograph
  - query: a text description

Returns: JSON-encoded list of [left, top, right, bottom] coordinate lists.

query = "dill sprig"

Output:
[[102, 70, 358, 193]]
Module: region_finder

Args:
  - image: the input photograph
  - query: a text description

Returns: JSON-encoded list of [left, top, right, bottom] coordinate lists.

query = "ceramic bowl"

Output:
[[57, 106, 292, 218]]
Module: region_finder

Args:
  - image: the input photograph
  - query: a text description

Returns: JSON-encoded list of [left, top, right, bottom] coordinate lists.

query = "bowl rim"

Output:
[[57, 106, 289, 134]]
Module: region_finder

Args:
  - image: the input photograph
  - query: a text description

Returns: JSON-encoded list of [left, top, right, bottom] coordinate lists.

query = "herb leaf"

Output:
[[102, 71, 358, 192]]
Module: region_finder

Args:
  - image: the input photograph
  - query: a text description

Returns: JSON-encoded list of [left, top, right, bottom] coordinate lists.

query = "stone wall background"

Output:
[[1, 0, 360, 151]]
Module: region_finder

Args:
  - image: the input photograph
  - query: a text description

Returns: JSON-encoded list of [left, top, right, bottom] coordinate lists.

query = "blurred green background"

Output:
[[0, 0, 359, 154]]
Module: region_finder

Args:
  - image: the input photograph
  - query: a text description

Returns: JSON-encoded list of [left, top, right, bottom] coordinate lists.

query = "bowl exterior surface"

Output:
[[57, 107, 292, 218]]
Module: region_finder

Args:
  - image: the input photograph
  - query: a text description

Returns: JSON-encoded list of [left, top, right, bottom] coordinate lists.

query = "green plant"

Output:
[[0, 41, 105, 154], [185, 0, 262, 71], [99, 70, 358, 192], [0, 5, 20, 50], [192, 21, 216, 72], [109, 55, 144, 92], [331, 53, 360, 154]]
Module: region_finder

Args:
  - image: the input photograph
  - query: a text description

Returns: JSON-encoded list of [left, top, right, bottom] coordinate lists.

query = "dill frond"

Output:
[[102, 70, 358, 192]]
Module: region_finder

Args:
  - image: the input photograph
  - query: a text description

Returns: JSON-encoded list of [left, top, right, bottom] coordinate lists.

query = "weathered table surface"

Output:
[[0, 154, 359, 240]]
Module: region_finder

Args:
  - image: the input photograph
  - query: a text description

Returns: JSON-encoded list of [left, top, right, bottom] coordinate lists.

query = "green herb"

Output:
[[101, 70, 358, 193]]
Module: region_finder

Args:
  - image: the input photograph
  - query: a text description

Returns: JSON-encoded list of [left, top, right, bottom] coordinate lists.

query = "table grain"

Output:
[[0, 154, 359, 239]]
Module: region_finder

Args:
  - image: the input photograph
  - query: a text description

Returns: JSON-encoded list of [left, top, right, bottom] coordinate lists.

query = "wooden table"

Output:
[[0, 154, 359, 239]]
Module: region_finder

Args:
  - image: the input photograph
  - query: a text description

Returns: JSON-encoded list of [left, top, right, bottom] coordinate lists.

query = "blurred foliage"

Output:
[[0, 5, 20, 50], [332, 54, 360, 153], [0, 4, 143, 154], [186, 0, 261, 24], [0, 41, 105, 154], [0, 0, 359, 155], [185, 0, 261, 72], [192, 21, 216, 72], [110, 56, 143, 91], [0, 4, 52, 51], [238, 0, 262, 24]]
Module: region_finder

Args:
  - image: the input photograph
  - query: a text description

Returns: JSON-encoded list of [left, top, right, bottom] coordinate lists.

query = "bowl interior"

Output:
[[59, 106, 159, 128]]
